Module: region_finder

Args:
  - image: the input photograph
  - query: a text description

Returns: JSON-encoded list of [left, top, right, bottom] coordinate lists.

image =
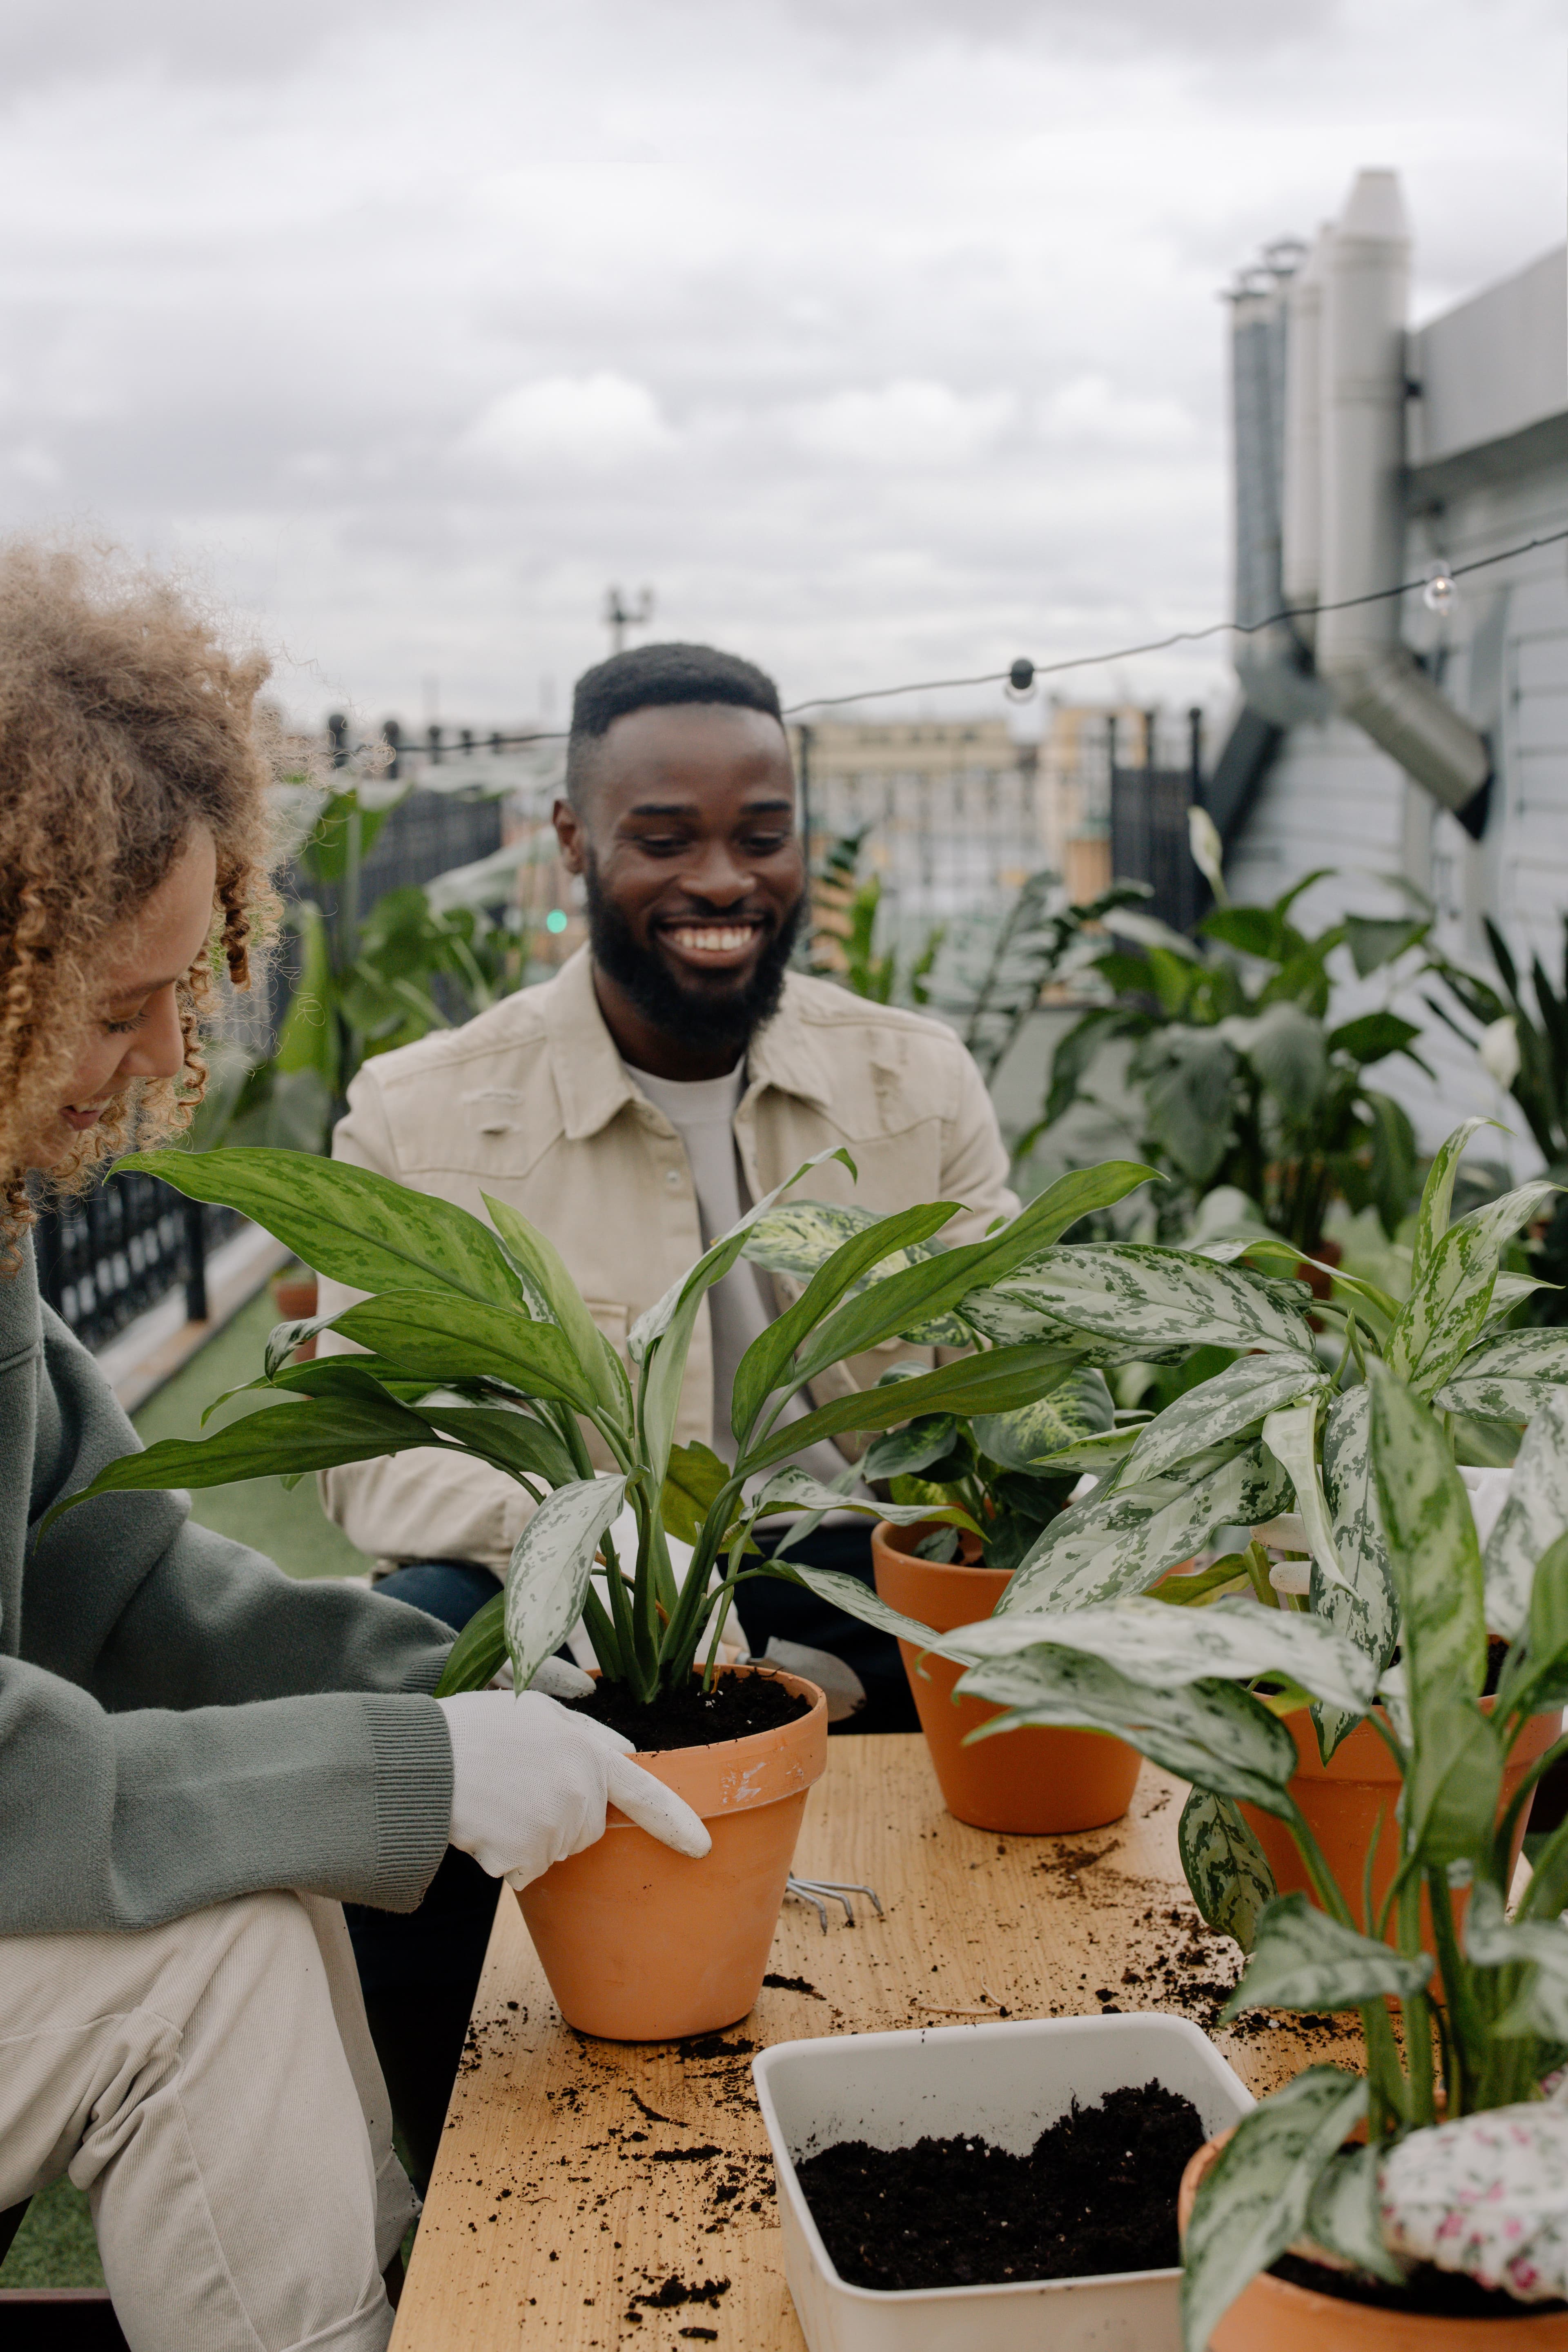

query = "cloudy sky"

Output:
[[1, 0, 1561, 734]]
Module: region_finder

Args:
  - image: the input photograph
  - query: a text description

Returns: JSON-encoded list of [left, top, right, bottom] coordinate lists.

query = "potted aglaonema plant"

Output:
[[943, 1365, 1568, 2342], [744, 1194, 1348, 1836], [57, 1141, 1152, 2039], [950, 1116, 1568, 1930]]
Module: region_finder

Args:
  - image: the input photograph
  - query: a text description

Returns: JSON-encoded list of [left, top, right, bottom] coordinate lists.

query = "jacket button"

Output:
[[664, 1169, 682, 1189]]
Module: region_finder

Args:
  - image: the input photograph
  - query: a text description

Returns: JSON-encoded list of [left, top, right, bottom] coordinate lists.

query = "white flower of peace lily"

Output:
[[1479, 1014, 1521, 1091], [1187, 804, 1227, 903]]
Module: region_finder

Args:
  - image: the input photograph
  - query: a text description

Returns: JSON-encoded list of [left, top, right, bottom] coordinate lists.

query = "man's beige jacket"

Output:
[[317, 947, 1016, 1572]]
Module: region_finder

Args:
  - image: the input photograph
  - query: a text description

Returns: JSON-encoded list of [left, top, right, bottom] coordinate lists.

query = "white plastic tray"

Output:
[[753, 2011, 1252, 2352]]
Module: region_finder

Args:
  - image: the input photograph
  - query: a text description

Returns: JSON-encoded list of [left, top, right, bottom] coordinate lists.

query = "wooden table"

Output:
[[391, 1736, 1358, 2352]]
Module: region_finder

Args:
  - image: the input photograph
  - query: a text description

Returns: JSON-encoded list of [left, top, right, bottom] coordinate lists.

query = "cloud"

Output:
[[461, 374, 675, 475], [785, 381, 1018, 470], [1036, 375, 1200, 450]]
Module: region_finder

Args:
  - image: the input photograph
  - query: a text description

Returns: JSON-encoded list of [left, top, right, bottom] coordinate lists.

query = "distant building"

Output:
[[1213, 171, 1568, 1154]]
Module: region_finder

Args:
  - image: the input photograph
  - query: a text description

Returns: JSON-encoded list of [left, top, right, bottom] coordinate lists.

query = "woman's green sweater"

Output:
[[1, 1240, 453, 1933]]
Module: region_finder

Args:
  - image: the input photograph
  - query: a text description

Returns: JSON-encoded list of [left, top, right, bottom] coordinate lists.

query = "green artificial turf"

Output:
[[0, 2174, 105, 2290], [131, 1287, 370, 1581]]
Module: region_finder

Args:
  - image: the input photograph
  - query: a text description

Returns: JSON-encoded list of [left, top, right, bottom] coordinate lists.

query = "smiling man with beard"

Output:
[[314, 643, 1015, 2163]]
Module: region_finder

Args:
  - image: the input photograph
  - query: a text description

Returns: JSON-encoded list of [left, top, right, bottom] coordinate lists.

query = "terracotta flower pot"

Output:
[[1178, 2133, 1568, 2348], [871, 1521, 1142, 1835], [271, 1269, 319, 1362], [1237, 1702, 1562, 1966], [515, 1665, 828, 2041]]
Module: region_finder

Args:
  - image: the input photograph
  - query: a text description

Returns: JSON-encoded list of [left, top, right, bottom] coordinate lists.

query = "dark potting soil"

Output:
[[1272, 2248, 1568, 2319], [793, 2080, 1206, 2293], [569, 1671, 810, 1753]]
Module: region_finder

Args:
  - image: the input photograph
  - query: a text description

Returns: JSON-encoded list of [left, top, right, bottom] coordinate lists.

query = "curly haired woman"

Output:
[[0, 545, 704, 2352]]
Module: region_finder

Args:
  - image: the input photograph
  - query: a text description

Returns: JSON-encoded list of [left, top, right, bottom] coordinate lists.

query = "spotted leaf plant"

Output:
[[47, 1143, 1158, 1709], [947, 1365, 1568, 2333]]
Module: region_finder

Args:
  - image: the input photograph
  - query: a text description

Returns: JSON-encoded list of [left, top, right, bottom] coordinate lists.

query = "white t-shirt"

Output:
[[624, 1058, 851, 1491]]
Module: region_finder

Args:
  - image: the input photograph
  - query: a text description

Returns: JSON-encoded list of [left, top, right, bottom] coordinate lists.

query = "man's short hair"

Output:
[[566, 641, 784, 806]]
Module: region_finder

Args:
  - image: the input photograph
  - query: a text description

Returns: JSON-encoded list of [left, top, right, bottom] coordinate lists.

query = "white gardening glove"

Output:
[[438, 1689, 711, 1891]]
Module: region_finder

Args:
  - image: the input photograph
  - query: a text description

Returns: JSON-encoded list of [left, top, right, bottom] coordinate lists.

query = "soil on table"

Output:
[[569, 1670, 810, 1753], [794, 2080, 1205, 2292], [1272, 2249, 1567, 2319]]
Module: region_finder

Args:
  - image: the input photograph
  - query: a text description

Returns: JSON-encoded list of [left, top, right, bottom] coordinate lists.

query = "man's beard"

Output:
[[582, 862, 803, 1063]]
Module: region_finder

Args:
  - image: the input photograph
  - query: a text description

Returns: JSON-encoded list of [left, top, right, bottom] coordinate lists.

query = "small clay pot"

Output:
[[1238, 1701, 1562, 1968], [1178, 2133, 1568, 2348], [515, 1665, 828, 2041], [871, 1521, 1141, 1835], [271, 1269, 319, 1362]]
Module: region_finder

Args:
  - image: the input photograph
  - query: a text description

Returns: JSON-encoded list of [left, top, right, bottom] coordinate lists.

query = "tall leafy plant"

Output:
[[1033, 873, 1432, 1250], [49, 1146, 1158, 1707], [938, 1372, 1568, 2327]]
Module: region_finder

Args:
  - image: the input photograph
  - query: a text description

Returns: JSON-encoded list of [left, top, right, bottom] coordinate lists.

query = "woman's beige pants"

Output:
[[0, 1890, 418, 2352]]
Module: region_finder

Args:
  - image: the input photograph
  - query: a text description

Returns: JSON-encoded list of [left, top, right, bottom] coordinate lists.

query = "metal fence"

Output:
[[32, 1176, 240, 1351], [1109, 710, 1209, 934]]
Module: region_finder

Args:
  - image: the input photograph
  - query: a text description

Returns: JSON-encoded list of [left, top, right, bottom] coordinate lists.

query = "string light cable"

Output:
[[363, 522, 1568, 755]]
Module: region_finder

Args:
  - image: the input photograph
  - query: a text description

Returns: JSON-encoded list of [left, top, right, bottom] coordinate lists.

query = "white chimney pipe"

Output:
[[1314, 169, 1490, 822], [1281, 224, 1330, 644]]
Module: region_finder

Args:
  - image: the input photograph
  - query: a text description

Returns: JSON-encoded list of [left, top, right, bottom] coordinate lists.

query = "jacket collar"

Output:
[[541, 946, 834, 1139]]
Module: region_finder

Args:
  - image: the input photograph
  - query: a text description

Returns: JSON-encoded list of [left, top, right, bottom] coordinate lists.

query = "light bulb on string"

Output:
[[1423, 561, 1454, 617]]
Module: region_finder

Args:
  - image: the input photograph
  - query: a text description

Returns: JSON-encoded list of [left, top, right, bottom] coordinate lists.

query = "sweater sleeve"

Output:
[[1, 1314, 455, 1934]]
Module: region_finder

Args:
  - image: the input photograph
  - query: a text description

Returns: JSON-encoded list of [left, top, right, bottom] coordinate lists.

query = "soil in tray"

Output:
[[569, 1671, 809, 1753], [794, 2080, 1206, 2292], [1271, 2250, 1568, 2320]]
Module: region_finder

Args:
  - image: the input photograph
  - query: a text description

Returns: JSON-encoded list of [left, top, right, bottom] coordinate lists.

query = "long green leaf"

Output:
[[785, 1160, 1158, 1388], [504, 1475, 628, 1690], [1497, 1530, 1568, 1724], [1178, 1788, 1276, 1954], [1464, 1882, 1568, 2039], [958, 1648, 1299, 1813], [1180, 2069, 1369, 2352], [119, 1145, 524, 1311], [1369, 1366, 1487, 1709], [740, 1341, 1096, 1472], [860, 1414, 960, 1482], [1221, 1892, 1432, 2018], [420, 1404, 579, 1491], [967, 1243, 1316, 1360], [954, 1594, 1379, 1719], [1434, 1328, 1568, 1429], [731, 1199, 964, 1445], [434, 1590, 507, 1696], [749, 1465, 976, 1532], [772, 1560, 976, 1662], [481, 1192, 628, 1419], [1116, 1353, 1325, 1489], [1408, 1117, 1493, 1292], [1303, 2144, 1409, 2285], [660, 1440, 732, 1547], [330, 1291, 599, 1412], [44, 1393, 441, 1527], [998, 1439, 1292, 1614]]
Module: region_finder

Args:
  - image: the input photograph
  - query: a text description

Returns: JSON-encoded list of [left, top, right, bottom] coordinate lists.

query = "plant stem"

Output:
[[1243, 1539, 1281, 1609], [1399, 1873, 1437, 2127]]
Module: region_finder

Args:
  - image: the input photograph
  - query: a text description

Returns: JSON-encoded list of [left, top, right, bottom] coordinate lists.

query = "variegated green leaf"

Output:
[[505, 1474, 628, 1691], [1483, 1393, 1568, 1641], [971, 1369, 1115, 1470], [1178, 1787, 1277, 1953], [954, 1594, 1379, 1719], [739, 1197, 971, 1346], [1408, 1116, 1493, 1291], [1262, 1398, 1348, 1591], [998, 1439, 1292, 1614], [1221, 1891, 1432, 2019], [1389, 1181, 1557, 1398], [860, 1415, 959, 1482], [1117, 1352, 1326, 1489], [1369, 1365, 1487, 1711], [750, 1465, 977, 1533], [969, 1243, 1316, 1363], [483, 1191, 626, 1417], [775, 1559, 977, 1662], [1029, 1424, 1145, 1474], [1487, 1271, 1561, 1322], [956, 1647, 1300, 1814], [660, 1440, 732, 1547], [1435, 1329, 1568, 1427], [1464, 1882, 1568, 2040], [1181, 2069, 1369, 2352], [1313, 1386, 1397, 1760], [1304, 2144, 1408, 2285]]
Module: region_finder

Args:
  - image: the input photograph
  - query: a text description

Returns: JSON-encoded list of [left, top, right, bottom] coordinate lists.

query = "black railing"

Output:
[[1109, 708, 1209, 935], [32, 1176, 239, 1352]]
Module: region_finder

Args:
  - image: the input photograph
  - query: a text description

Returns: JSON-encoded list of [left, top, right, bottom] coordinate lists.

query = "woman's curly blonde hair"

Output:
[[0, 540, 284, 1245]]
